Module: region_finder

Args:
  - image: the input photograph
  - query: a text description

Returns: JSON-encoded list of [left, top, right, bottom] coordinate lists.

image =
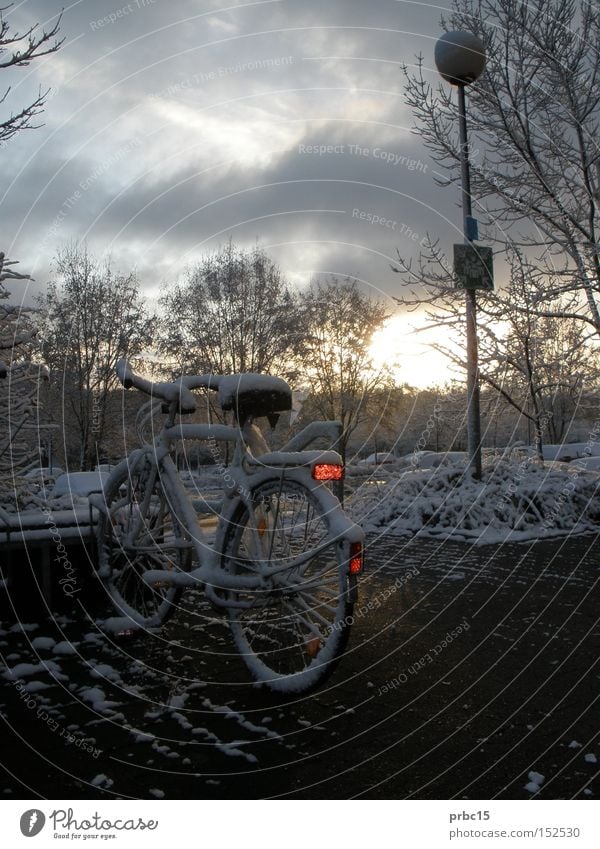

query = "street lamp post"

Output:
[[434, 30, 487, 479]]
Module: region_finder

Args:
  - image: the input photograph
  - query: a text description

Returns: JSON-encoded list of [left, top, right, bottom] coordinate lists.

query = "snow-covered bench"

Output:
[[0, 506, 98, 545], [0, 505, 100, 608]]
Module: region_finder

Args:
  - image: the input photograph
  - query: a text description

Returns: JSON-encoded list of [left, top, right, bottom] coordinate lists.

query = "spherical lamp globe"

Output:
[[434, 31, 486, 86]]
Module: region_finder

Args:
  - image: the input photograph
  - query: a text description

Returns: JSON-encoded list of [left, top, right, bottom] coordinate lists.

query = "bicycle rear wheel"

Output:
[[220, 477, 355, 693], [97, 454, 192, 629]]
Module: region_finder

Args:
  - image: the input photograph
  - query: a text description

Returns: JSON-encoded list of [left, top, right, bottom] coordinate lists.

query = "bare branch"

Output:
[[0, 7, 63, 143]]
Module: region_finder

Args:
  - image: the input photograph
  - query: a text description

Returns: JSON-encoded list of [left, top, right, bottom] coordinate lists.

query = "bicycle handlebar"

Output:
[[116, 359, 220, 413]]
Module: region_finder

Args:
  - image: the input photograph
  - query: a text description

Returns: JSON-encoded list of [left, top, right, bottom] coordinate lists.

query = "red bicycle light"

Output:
[[349, 542, 363, 575], [312, 463, 344, 481]]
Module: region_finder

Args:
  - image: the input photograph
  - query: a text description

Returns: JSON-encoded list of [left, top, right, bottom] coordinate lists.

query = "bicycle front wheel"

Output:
[[97, 454, 192, 629], [220, 477, 354, 693]]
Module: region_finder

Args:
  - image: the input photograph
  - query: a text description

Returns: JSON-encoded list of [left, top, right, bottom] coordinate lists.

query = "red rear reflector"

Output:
[[349, 541, 363, 575], [312, 463, 344, 481], [305, 636, 320, 658]]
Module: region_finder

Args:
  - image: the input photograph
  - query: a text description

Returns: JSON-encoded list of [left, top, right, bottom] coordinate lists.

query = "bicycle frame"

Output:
[[110, 400, 361, 603]]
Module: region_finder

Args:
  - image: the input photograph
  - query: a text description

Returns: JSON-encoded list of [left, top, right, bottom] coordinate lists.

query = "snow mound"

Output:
[[53, 640, 78, 655], [99, 617, 143, 635], [349, 458, 600, 544], [31, 636, 56, 650], [52, 471, 109, 498], [22, 680, 51, 693], [90, 773, 113, 788], [360, 452, 398, 465], [543, 443, 600, 461]]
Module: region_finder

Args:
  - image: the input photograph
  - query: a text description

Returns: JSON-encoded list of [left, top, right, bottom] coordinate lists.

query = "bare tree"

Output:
[[0, 252, 49, 506], [159, 241, 300, 383], [402, 0, 600, 332], [480, 296, 598, 454], [294, 277, 392, 462], [395, 246, 599, 456], [38, 247, 153, 470], [0, 251, 35, 364], [0, 4, 63, 147]]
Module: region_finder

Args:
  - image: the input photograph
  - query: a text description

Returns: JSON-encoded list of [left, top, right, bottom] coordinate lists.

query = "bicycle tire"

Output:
[[97, 453, 192, 629], [220, 476, 354, 693]]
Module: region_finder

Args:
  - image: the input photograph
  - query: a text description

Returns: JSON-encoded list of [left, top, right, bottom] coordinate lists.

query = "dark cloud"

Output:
[[2, 0, 473, 299]]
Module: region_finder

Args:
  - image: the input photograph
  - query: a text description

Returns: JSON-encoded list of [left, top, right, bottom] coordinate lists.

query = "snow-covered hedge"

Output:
[[348, 457, 600, 544]]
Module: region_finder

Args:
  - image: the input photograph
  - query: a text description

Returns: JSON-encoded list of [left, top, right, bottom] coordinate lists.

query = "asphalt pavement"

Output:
[[1, 532, 600, 799]]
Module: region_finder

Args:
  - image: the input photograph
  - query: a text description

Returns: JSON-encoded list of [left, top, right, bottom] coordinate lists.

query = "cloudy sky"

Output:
[[2, 0, 475, 381]]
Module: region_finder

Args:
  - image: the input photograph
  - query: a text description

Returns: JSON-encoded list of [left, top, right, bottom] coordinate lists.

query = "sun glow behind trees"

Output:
[[368, 312, 459, 389]]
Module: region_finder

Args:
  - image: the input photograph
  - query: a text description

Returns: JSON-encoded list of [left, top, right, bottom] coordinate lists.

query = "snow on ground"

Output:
[[0, 468, 110, 520], [0, 594, 290, 795], [6, 442, 600, 552], [52, 471, 109, 498], [348, 455, 600, 544], [524, 770, 545, 794], [30, 636, 56, 650]]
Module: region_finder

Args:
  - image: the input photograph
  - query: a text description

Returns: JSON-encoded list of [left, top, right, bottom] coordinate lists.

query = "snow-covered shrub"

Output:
[[349, 456, 600, 544]]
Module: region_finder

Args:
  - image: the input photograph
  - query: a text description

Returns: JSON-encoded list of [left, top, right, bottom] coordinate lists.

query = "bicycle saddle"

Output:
[[218, 373, 292, 425]]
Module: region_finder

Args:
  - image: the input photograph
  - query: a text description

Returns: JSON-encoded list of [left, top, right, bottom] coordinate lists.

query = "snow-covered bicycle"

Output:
[[95, 359, 364, 693]]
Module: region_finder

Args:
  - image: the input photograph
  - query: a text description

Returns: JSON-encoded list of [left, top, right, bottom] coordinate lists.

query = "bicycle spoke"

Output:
[[100, 456, 191, 627], [282, 597, 326, 633], [298, 589, 336, 625], [222, 477, 353, 689]]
